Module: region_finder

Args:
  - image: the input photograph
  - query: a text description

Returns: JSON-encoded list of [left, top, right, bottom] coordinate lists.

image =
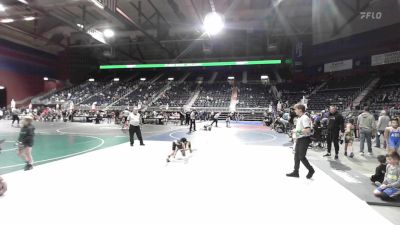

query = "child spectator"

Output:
[[373, 151, 400, 200], [370, 155, 387, 186]]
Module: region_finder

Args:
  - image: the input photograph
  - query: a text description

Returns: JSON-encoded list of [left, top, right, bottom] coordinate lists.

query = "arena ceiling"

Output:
[[0, 0, 312, 63]]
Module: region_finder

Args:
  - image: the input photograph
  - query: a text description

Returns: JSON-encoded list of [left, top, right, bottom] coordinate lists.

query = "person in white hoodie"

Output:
[[376, 110, 390, 149], [357, 106, 376, 156]]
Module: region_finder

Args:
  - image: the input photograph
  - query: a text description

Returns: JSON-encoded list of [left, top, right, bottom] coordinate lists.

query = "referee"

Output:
[[286, 103, 315, 179], [127, 109, 145, 147]]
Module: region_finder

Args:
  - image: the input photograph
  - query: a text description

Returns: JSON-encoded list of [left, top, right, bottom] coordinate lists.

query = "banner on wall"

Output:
[[371, 50, 400, 66], [324, 59, 353, 72]]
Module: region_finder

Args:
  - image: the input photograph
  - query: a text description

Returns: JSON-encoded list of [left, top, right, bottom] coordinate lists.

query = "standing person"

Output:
[[286, 104, 315, 179], [127, 109, 145, 147], [0, 176, 7, 196], [210, 112, 221, 127], [323, 106, 345, 159], [185, 111, 190, 125], [226, 112, 232, 128], [0, 107, 3, 120], [358, 106, 376, 156], [122, 108, 130, 129], [376, 110, 390, 149], [189, 110, 196, 132], [384, 118, 400, 152], [344, 119, 355, 158], [179, 110, 185, 125], [11, 108, 20, 127], [17, 117, 35, 171]]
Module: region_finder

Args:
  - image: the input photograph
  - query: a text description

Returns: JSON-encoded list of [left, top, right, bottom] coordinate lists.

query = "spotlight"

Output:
[[77, 23, 84, 29], [140, 78, 146, 81], [113, 78, 120, 81], [168, 78, 174, 81], [0, 4, 6, 12], [103, 29, 114, 38], [260, 75, 269, 80], [1, 18, 14, 23], [203, 12, 224, 35], [88, 78, 95, 82], [228, 76, 235, 80], [0, 86, 4, 90], [24, 16, 35, 21], [43, 77, 49, 81]]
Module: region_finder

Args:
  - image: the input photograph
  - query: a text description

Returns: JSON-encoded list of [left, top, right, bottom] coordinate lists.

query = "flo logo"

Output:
[[360, 12, 382, 19]]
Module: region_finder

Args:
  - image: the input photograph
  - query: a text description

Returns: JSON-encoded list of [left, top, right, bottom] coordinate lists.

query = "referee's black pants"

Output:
[[294, 137, 313, 173], [129, 125, 144, 145], [189, 119, 196, 132]]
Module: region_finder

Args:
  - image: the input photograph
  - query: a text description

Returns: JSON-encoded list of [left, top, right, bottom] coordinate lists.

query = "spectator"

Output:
[[323, 106, 345, 159], [373, 151, 400, 200], [376, 110, 390, 149], [358, 106, 376, 156], [371, 155, 387, 186]]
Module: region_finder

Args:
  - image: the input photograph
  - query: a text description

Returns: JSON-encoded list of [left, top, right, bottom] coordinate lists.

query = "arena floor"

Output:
[[0, 120, 399, 225]]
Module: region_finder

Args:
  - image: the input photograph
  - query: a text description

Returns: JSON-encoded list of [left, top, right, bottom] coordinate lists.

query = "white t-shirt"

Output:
[[127, 113, 141, 126], [295, 114, 312, 138]]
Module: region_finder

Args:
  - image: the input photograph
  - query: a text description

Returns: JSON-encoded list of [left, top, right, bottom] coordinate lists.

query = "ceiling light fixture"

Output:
[[0, 4, 6, 12], [24, 16, 35, 21], [103, 29, 114, 38], [203, 12, 224, 35], [1, 18, 14, 23], [90, 0, 104, 9]]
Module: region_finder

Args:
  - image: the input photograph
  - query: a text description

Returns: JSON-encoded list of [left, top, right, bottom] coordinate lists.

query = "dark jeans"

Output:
[[376, 130, 386, 148], [189, 119, 196, 132], [294, 137, 313, 172], [327, 130, 340, 155], [360, 128, 372, 153], [210, 119, 218, 127], [129, 125, 144, 145]]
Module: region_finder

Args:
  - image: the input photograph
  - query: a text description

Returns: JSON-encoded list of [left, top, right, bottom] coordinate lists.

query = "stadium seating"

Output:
[[236, 83, 273, 108], [193, 83, 232, 107]]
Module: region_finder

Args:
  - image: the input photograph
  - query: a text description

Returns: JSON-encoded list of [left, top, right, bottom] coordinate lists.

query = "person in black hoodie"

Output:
[[17, 117, 35, 171], [371, 155, 387, 185], [323, 106, 345, 159]]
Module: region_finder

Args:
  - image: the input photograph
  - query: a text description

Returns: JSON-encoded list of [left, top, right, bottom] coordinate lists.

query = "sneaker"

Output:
[[323, 153, 331, 157], [24, 164, 33, 171], [367, 152, 373, 156], [286, 171, 299, 178], [130, 143, 133, 147], [374, 181, 382, 187], [306, 168, 315, 179], [344, 151, 347, 156], [360, 152, 365, 156], [349, 152, 354, 158], [334, 155, 339, 160], [166, 158, 170, 163], [140, 143, 145, 146]]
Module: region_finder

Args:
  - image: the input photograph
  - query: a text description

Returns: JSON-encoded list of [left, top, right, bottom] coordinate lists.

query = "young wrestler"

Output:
[[166, 138, 192, 163]]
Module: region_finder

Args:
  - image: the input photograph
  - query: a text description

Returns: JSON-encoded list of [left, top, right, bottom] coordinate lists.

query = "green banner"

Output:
[[99, 59, 281, 70]]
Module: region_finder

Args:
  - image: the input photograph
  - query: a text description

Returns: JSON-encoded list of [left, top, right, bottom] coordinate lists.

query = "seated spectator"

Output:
[[371, 154, 387, 186], [373, 151, 400, 201]]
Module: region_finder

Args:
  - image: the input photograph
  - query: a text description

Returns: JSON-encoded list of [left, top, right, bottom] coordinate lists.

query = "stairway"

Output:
[[178, 72, 191, 83], [229, 85, 238, 112], [351, 77, 381, 108], [310, 82, 327, 95], [208, 72, 218, 84], [242, 71, 248, 84], [105, 84, 140, 109], [185, 83, 202, 109], [273, 68, 283, 83]]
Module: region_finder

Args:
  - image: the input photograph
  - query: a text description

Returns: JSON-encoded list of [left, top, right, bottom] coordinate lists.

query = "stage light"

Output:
[[203, 12, 224, 35], [103, 29, 114, 38], [168, 78, 174, 81], [1, 18, 14, 23], [228, 76, 235, 80], [140, 78, 146, 81], [0, 86, 4, 90], [89, 0, 104, 9], [77, 23, 84, 29], [24, 16, 35, 21], [113, 78, 120, 81], [88, 78, 95, 82], [261, 75, 269, 80], [0, 4, 6, 11]]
